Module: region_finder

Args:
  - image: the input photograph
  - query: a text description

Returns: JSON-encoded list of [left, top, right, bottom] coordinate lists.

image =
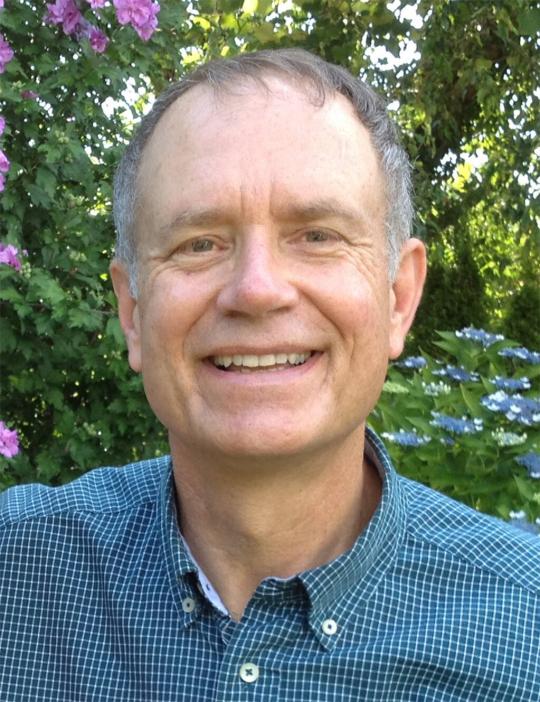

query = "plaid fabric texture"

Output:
[[1, 429, 539, 701]]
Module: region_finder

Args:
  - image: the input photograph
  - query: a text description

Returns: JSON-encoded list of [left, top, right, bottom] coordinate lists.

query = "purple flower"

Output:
[[0, 148, 10, 174], [0, 173, 5, 192], [0, 115, 5, 136], [87, 0, 107, 7], [0, 243, 21, 270], [0, 33, 14, 73], [0, 421, 19, 458], [45, 0, 83, 35], [21, 90, 39, 100], [89, 26, 109, 53], [114, 0, 160, 40]]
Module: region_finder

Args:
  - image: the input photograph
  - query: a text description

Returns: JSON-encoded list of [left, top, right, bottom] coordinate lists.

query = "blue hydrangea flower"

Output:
[[455, 327, 505, 348], [481, 391, 540, 426], [498, 347, 540, 364], [515, 452, 540, 479], [433, 364, 480, 382], [493, 376, 531, 392], [430, 412, 483, 434], [395, 356, 427, 370], [381, 430, 431, 447]]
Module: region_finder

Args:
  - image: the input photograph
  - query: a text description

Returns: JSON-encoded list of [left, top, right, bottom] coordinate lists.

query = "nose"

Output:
[[216, 233, 298, 317]]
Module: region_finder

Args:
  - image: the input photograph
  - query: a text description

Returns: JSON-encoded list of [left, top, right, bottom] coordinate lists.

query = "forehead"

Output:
[[136, 77, 385, 232]]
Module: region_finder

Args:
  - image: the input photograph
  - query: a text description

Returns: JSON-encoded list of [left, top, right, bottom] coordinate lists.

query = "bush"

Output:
[[370, 328, 540, 533]]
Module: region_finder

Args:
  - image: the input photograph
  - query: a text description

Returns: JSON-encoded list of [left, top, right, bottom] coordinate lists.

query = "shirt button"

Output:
[[321, 618, 338, 635], [181, 597, 196, 613], [239, 662, 260, 683]]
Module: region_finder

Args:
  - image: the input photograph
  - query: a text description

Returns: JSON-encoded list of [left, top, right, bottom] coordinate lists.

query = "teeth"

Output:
[[213, 352, 312, 369]]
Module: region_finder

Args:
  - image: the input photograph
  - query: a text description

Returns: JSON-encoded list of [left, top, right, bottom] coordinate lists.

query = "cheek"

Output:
[[309, 269, 389, 348], [139, 274, 213, 357]]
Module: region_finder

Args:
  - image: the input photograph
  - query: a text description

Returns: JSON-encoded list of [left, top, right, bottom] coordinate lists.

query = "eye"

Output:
[[305, 230, 331, 243], [189, 238, 214, 253]]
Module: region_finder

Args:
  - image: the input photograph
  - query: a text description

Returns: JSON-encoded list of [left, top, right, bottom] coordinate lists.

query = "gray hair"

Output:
[[113, 48, 413, 296]]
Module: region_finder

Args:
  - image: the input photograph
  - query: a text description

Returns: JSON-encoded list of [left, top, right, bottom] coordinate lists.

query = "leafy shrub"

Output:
[[370, 328, 540, 533]]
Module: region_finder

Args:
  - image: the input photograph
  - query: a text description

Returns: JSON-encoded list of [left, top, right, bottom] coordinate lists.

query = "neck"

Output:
[[171, 427, 382, 621]]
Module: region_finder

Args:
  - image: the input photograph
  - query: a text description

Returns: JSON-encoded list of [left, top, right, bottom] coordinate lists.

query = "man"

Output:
[[1, 49, 538, 701]]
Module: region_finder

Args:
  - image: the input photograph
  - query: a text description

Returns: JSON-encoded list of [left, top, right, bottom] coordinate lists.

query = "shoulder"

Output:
[[400, 475, 540, 595], [0, 455, 171, 528]]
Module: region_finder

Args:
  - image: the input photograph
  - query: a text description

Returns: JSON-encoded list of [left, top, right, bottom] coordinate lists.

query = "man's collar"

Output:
[[158, 428, 408, 643]]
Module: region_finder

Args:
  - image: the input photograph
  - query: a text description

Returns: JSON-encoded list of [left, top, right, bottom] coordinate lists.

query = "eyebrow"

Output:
[[159, 198, 366, 237]]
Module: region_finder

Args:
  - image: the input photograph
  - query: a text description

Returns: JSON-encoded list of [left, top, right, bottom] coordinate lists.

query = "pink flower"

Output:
[[0, 149, 9, 174], [113, 0, 159, 41], [89, 26, 109, 53], [0, 173, 5, 192], [21, 90, 39, 100], [0, 421, 20, 459], [0, 1, 4, 10], [0, 33, 14, 73], [0, 115, 5, 136], [0, 243, 22, 270], [87, 0, 107, 7], [45, 0, 83, 35]]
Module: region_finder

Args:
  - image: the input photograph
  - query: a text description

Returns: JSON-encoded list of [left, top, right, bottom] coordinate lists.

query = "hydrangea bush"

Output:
[[370, 328, 540, 533]]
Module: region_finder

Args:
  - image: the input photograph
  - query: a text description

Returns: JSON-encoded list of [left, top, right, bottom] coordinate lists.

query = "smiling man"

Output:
[[1, 49, 539, 701]]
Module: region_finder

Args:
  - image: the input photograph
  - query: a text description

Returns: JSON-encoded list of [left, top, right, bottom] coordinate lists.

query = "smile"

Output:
[[211, 351, 313, 372]]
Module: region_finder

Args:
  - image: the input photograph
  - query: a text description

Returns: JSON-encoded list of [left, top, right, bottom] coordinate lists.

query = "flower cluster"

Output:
[[491, 428, 527, 447], [395, 356, 427, 370], [422, 381, 451, 397], [0, 421, 19, 458], [0, 32, 13, 73], [481, 391, 540, 427], [45, 0, 109, 52], [44, 0, 160, 50], [515, 452, 540, 479], [455, 327, 505, 348], [493, 376, 531, 392], [381, 430, 431, 447], [0, 114, 8, 193], [433, 364, 479, 383], [114, 0, 160, 41], [430, 412, 483, 435], [0, 242, 22, 270], [498, 346, 540, 365]]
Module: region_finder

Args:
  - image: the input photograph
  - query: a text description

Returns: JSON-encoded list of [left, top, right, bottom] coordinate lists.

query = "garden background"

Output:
[[1, 0, 539, 530]]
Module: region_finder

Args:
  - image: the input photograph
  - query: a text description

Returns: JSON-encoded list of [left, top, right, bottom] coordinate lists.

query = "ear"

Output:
[[109, 259, 142, 373], [388, 238, 427, 360]]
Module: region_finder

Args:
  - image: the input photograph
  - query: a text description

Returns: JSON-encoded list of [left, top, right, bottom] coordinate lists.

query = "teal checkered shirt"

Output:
[[1, 429, 539, 701]]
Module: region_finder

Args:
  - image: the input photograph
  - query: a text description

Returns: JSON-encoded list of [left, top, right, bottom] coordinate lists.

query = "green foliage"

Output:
[[370, 330, 540, 527], [0, 1, 538, 504]]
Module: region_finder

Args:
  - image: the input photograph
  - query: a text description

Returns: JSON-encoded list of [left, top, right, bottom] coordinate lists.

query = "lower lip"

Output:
[[201, 352, 322, 386]]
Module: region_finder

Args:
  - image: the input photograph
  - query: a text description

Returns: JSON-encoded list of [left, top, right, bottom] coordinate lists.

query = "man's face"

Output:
[[112, 78, 424, 459]]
